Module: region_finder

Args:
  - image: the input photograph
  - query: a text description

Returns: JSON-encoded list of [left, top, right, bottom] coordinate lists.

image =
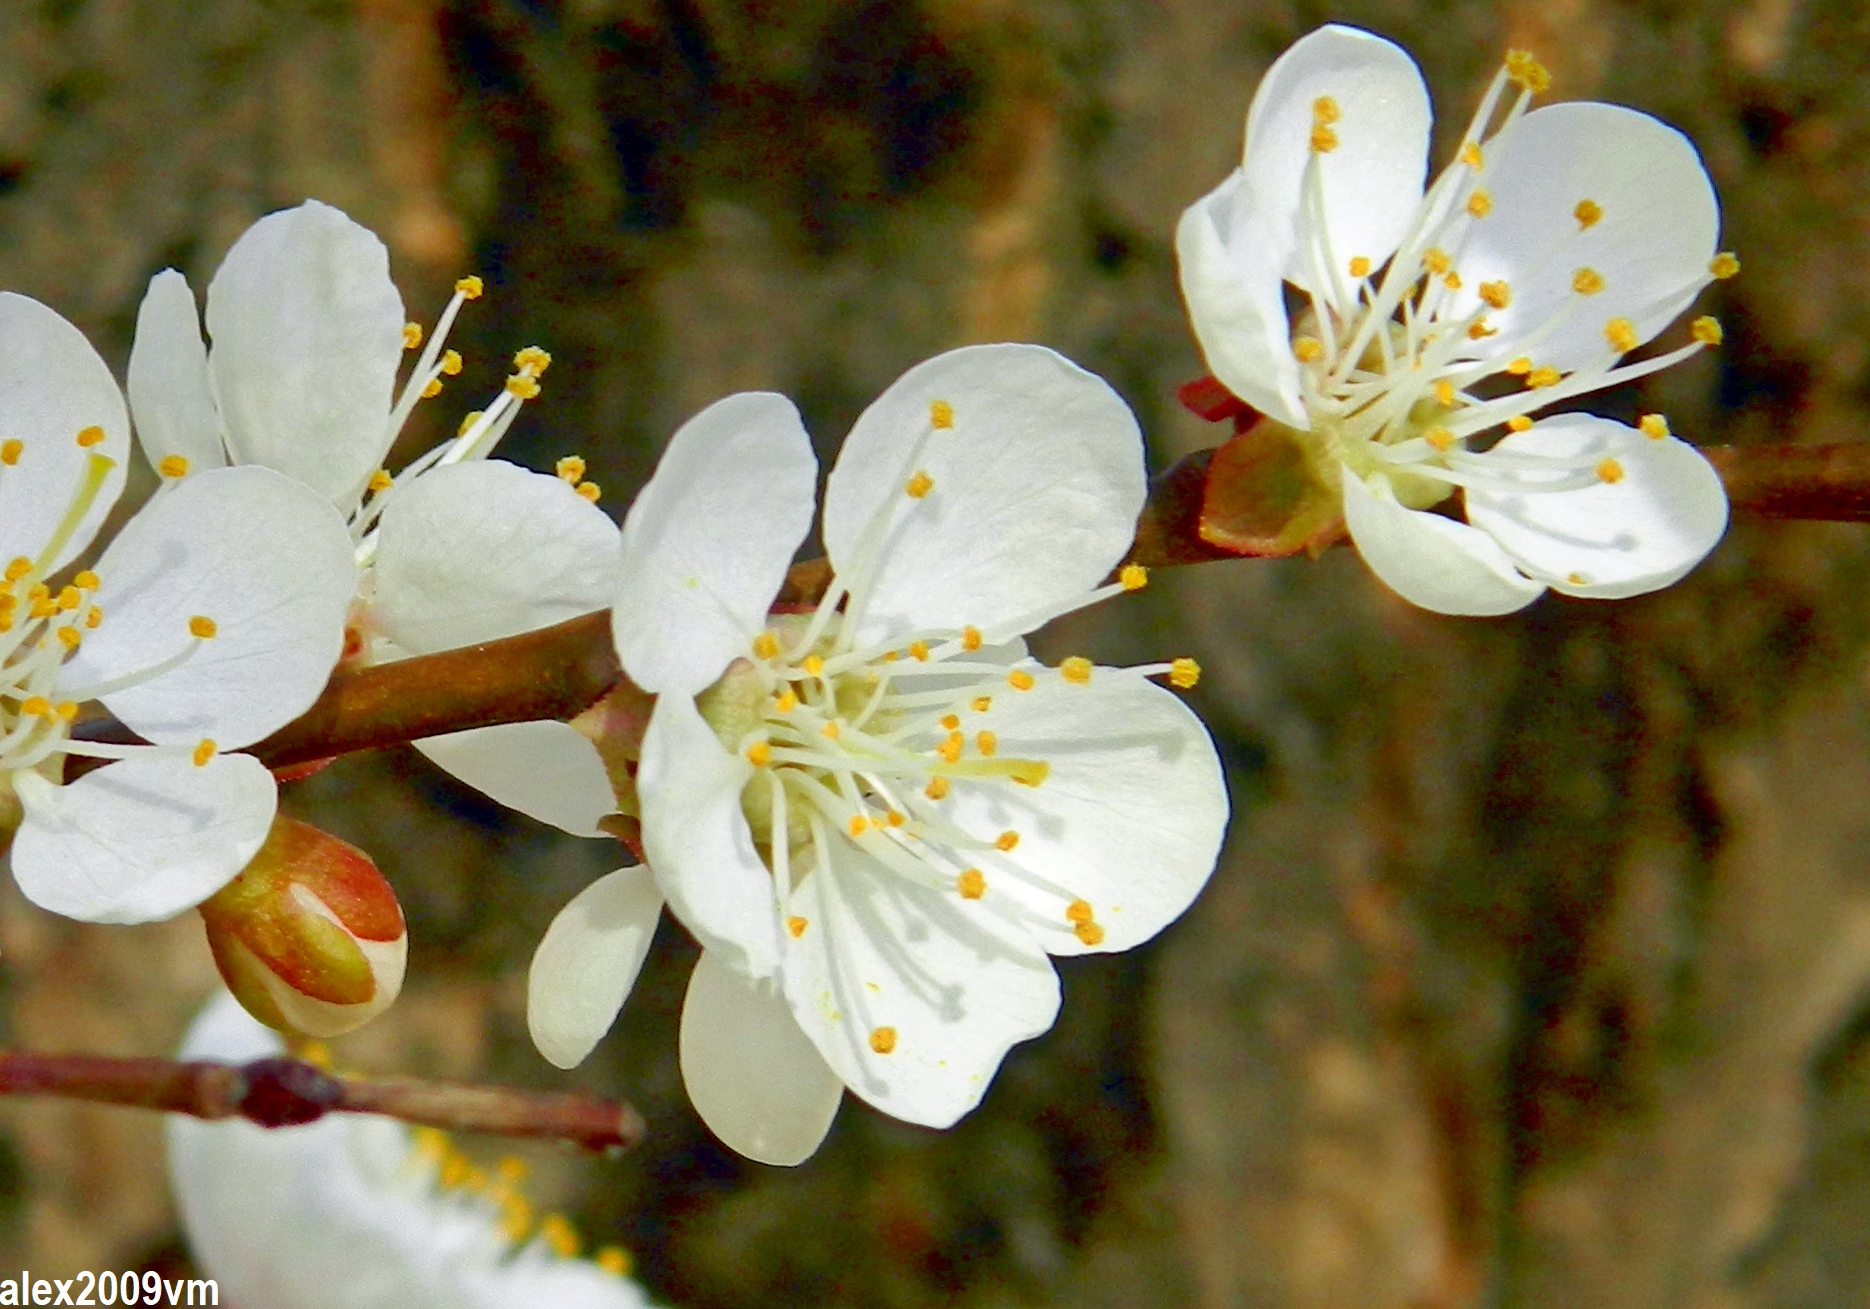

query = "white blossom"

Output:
[[169, 992, 658, 1309], [0, 293, 355, 924], [536, 343, 1227, 1165], [1177, 25, 1733, 615]]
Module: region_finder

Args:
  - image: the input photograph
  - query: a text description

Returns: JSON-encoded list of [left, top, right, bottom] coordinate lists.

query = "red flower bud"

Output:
[[198, 815, 407, 1038]]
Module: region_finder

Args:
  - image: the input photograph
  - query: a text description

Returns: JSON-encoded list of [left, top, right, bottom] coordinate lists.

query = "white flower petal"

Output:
[[780, 836, 1061, 1128], [528, 867, 664, 1069], [822, 344, 1146, 645], [70, 465, 356, 748], [1342, 468, 1545, 615], [12, 753, 276, 923], [1450, 102, 1719, 371], [938, 669, 1227, 956], [0, 291, 130, 571], [374, 460, 621, 653], [205, 200, 406, 514], [414, 722, 617, 838], [128, 269, 228, 478], [1240, 24, 1430, 295], [637, 694, 783, 979], [1175, 173, 1309, 429], [613, 393, 817, 696], [1464, 414, 1729, 598], [679, 948, 843, 1166]]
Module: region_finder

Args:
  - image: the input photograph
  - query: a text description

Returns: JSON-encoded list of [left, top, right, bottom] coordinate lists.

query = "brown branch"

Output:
[[1701, 443, 1870, 522], [0, 1051, 644, 1154]]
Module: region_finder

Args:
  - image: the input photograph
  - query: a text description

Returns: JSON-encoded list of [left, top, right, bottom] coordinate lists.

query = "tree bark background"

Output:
[[2, 1, 1869, 1306]]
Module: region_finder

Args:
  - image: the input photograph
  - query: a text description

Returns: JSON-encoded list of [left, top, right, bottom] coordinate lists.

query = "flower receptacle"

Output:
[[198, 815, 407, 1038]]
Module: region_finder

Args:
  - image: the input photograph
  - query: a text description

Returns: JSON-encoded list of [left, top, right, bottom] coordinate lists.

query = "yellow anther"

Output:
[[1423, 248, 1452, 276], [368, 469, 394, 493], [1293, 336, 1325, 363], [73, 571, 97, 590], [1505, 49, 1551, 94], [970, 695, 991, 713], [1312, 95, 1341, 125], [75, 426, 105, 448], [1310, 123, 1339, 153], [1639, 413, 1671, 440], [498, 1193, 533, 1241], [1060, 656, 1093, 684], [421, 377, 444, 399], [54, 585, 78, 611], [1478, 280, 1512, 310], [1693, 315, 1724, 346], [1527, 365, 1562, 389], [440, 349, 463, 376], [0, 439, 19, 465], [158, 454, 189, 479], [1066, 899, 1094, 924], [908, 640, 930, 662], [1075, 921, 1107, 946], [1467, 318, 1498, 340], [1433, 380, 1457, 407], [402, 322, 423, 349], [84, 606, 102, 628], [1571, 267, 1606, 296], [457, 411, 484, 437], [774, 690, 798, 713], [1120, 563, 1148, 591], [940, 714, 960, 731], [957, 868, 986, 899], [883, 650, 899, 662], [937, 731, 964, 763], [1169, 657, 1201, 689], [885, 809, 905, 827], [926, 777, 951, 801], [869, 1026, 898, 1055], [455, 275, 484, 299], [189, 615, 218, 639], [1574, 198, 1603, 229], [848, 814, 870, 837], [1466, 190, 1493, 219], [1443, 271, 1463, 291], [513, 346, 552, 376], [1605, 318, 1638, 353], [746, 740, 772, 767], [7, 557, 29, 582], [976, 730, 998, 757], [556, 455, 587, 483], [505, 374, 541, 400], [54, 701, 77, 722], [1506, 356, 1533, 375], [192, 739, 216, 767], [1567, 572, 1588, 585], [787, 915, 808, 938], [752, 631, 780, 660], [995, 830, 1020, 852], [803, 654, 825, 676], [821, 720, 841, 740], [1425, 427, 1455, 452], [1507, 415, 1534, 433], [539, 1214, 581, 1257], [1008, 668, 1035, 691], [962, 625, 983, 651], [596, 1248, 633, 1277], [905, 470, 933, 499], [1596, 457, 1625, 484], [412, 1127, 451, 1162], [20, 696, 49, 717], [55, 625, 79, 649], [496, 1156, 529, 1184], [1348, 255, 1372, 279], [575, 481, 601, 502], [1710, 252, 1740, 279], [929, 398, 954, 429], [1459, 141, 1484, 169]]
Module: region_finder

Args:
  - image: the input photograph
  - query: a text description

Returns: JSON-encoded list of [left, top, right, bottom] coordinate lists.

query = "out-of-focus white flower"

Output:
[[169, 991, 659, 1309], [536, 343, 1226, 1165], [0, 293, 354, 924], [1177, 25, 1732, 615], [127, 200, 622, 837]]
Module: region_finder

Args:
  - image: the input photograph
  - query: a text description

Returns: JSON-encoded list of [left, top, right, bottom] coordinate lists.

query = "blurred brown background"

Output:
[[0, 0, 1866, 1305]]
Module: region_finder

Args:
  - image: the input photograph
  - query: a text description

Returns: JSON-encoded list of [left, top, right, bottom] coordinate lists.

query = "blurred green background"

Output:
[[2, 0, 1869, 1305]]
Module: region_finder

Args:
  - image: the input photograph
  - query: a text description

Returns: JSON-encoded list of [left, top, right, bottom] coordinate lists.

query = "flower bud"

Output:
[[198, 815, 407, 1038]]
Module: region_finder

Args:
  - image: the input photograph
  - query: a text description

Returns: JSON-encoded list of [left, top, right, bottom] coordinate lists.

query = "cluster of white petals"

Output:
[[0, 294, 354, 925], [1178, 25, 1733, 614], [129, 200, 623, 835], [526, 344, 1227, 1164], [169, 993, 658, 1309]]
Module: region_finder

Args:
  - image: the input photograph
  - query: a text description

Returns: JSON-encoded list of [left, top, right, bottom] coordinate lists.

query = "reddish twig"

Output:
[[0, 1051, 644, 1154], [1702, 443, 1870, 522]]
